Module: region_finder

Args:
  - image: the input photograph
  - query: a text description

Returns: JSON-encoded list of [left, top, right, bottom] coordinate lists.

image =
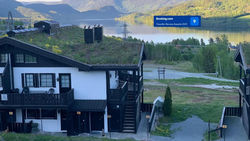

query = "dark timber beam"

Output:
[[133, 70, 136, 93]]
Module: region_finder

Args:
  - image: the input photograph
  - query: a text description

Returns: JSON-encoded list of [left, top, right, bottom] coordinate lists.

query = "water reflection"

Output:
[[72, 19, 250, 44]]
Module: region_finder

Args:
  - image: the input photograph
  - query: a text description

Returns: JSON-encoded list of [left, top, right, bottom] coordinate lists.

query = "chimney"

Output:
[[84, 26, 94, 44], [94, 24, 103, 43]]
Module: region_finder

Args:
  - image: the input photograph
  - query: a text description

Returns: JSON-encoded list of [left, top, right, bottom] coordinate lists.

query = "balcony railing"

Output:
[[108, 81, 128, 102], [0, 89, 74, 107], [240, 79, 246, 95]]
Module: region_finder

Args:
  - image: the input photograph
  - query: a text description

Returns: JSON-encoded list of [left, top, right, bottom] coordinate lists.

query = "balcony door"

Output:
[[59, 74, 71, 93]]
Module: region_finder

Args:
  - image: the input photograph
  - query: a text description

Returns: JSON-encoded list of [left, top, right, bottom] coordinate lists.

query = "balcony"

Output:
[[108, 81, 128, 102], [0, 89, 74, 108]]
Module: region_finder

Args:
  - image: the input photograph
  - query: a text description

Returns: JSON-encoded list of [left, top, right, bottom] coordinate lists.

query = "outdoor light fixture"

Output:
[[9, 111, 13, 116], [146, 115, 151, 119], [76, 111, 81, 115]]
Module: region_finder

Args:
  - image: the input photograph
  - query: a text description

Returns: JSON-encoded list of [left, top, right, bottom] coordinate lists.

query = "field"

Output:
[[144, 78, 238, 123]]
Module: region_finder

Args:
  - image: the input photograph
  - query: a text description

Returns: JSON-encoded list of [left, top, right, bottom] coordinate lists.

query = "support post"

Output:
[[133, 70, 136, 92]]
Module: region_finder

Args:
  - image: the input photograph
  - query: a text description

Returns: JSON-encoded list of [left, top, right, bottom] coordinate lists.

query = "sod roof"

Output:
[[13, 26, 142, 65]]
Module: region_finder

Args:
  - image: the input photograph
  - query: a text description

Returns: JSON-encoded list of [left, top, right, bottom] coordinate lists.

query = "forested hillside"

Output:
[[118, 0, 250, 30]]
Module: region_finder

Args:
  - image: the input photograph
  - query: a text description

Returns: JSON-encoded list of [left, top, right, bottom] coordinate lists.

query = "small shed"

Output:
[[34, 20, 60, 35]]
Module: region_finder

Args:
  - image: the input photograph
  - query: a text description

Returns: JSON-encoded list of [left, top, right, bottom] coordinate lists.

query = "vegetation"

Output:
[[151, 124, 174, 137], [143, 80, 238, 123], [13, 27, 141, 64], [158, 77, 238, 87], [163, 86, 172, 116], [203, 130, 220, 141], [0, 133, 134, 141], [16, 6, 49, 21], [117, 0, 250, 30], [192, 35, 239, 79]]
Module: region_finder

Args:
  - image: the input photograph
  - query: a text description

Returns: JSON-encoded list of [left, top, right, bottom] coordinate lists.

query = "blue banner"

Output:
[[154, 16, 201, 27]]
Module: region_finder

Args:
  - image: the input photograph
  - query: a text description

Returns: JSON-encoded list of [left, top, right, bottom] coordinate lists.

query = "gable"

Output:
[[0, 44, 70, 68], [0, 37, 91, 71]]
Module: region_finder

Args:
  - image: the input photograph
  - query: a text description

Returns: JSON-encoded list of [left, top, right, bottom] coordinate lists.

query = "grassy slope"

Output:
[[118, 0, 250, 30], [14, 27, 141, 64], [0, 133, 134, 141], [144, 78, 238, 123], [16, 6, 50, 21]]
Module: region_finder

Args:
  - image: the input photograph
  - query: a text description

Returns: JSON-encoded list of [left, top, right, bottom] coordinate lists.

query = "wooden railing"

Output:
[[0, 89, 74, 107], [240, 79, 246, 95], [108, 81, 128, 102], [219, 107, 241, 138]]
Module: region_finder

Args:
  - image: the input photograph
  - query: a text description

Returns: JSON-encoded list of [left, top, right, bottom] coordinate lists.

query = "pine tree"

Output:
[[163, 86, 172, 116]]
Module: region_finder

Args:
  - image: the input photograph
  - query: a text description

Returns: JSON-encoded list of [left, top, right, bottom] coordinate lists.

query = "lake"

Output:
[[73, 19, 250, 45]]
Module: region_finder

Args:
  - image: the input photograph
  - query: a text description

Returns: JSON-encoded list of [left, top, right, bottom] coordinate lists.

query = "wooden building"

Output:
[[0, 27, 144, 135], [235, 44, 250, 139], [34, 21, 60, 35]]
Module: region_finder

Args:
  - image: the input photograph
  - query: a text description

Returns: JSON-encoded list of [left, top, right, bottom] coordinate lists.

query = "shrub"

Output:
[[163, 86, 172, 116]]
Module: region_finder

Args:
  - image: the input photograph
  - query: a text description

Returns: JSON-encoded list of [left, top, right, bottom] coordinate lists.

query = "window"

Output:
[[25, 109, 57, 119], [41, 109, 57, 119], [61, 75, 70, 88], [25, 74, 34, 87], [16, 54, 24, 63], [22, 73, 55, 88], [40, 74, 53, 87], [0, 54, 7, 63], [27, 109, 40, 119], [25, 55, 37, 63], [0, 74, 2, 87]]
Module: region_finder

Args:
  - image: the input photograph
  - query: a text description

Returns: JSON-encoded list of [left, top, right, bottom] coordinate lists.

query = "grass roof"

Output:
[[13, 26, 142, 65], [241, 43, 250, 67]]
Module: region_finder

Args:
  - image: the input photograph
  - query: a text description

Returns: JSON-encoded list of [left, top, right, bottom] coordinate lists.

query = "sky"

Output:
[[16, 0, 62, 2]]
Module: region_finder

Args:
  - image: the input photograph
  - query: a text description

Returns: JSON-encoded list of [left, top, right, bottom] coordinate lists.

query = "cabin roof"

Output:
[[3, 26, 143, 70], [234, 43, 250, 73]]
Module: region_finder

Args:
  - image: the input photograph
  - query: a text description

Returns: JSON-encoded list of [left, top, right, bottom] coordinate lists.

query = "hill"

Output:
[[0, 0, 24, 17], [117, 0, 250, 30], [0, 0, 122, 23], [62, 0, 191, 13]]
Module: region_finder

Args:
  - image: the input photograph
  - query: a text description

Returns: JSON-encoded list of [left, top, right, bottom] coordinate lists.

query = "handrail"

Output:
[[121, 81, 128, 89]]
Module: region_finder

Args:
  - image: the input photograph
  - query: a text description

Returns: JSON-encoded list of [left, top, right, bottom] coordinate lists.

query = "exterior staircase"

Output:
[[122, 92, 136, 133]]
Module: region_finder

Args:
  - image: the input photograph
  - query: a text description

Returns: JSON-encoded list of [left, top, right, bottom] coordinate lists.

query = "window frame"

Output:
[[15, 54, 25, 63], [40, 73, 55, 88], [0, 54, 8, 63], [24, 54, 37, 64], [24, 73, 35, 87]]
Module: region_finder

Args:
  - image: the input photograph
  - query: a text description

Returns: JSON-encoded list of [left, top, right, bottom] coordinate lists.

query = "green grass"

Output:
[[13, 27, 141, 65], [158, 77, 238, 87], [151, 124, 174, 137], [0, 133, 134, 141], [144, 84, 238, 123], [203, 130, 220, 141]]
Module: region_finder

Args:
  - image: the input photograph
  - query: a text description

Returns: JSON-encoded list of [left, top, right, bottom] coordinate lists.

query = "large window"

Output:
[[0, 74, 2, 87], [22, 73, 55, 88], [40, 74, 53, 87], [0, 54, 7, 63], [25, 55, 37, 63], [16, 54, 24, 63], [26, 109, 57, 119], [27, 109, 40, 119]]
